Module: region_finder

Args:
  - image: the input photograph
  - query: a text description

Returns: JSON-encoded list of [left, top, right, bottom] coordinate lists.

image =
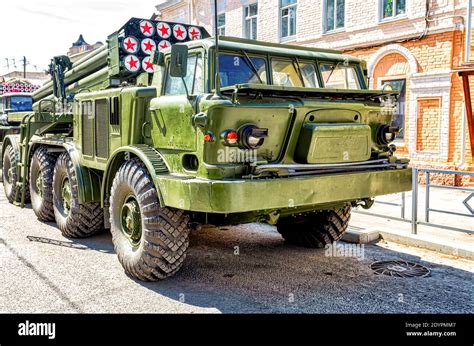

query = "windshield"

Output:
[[272, 59, 319, 88], [9, 96, 33, 112], [218, 54, 267, 88], [320, 63, 361, 89], [217, 52, 362, 90]]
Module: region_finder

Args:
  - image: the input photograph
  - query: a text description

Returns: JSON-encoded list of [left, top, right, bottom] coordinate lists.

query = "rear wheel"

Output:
[[110, 158, 190, 281], [53, 152, 103, 237], [2, 144, 30, 204], [30, 146, 56, 221], [277, 205, 351, 248]]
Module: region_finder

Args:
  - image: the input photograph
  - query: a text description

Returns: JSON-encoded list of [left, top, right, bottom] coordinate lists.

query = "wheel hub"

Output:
[[120, 197, 142, 246], [61, 178, 72, 214]]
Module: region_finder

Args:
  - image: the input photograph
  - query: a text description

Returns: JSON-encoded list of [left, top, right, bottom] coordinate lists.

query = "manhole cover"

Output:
[[370, 260, 430, 278]]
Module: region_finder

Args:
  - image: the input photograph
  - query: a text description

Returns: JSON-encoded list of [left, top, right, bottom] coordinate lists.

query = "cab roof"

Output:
[[181, 36, 361, 64], [0, 92, 33, 98]]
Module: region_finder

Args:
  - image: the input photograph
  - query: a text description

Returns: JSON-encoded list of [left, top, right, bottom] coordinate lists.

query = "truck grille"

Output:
[[95, 99, 109, 158], [81, 101, 93, 156]]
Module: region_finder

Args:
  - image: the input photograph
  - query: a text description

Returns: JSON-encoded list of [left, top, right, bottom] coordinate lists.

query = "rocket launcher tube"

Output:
[[33, 47, 108, 102]]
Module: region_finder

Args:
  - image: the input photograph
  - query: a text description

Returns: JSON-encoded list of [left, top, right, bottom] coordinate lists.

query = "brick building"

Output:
[[155, 0, 474, 184]]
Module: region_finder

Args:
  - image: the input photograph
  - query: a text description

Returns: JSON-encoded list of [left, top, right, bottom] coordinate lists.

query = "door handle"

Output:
[[142, 121, 152, 139]]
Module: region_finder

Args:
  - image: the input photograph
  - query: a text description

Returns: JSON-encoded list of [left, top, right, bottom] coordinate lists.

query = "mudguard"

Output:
[[102, 145, 169, 208], [62, 142, 102, 203]]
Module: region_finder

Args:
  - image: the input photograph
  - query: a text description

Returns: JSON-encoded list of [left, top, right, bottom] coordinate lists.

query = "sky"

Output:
[[0, 0, 158, 75]]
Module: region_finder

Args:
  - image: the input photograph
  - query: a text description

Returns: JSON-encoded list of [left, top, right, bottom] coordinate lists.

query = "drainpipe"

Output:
[[465, 0, 472, 64], [459, 102, 467, 167], [459, 0, 472, 168]]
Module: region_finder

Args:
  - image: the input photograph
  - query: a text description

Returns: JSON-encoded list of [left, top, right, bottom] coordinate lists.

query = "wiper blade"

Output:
[[241, 50, 263, 84], [324, 61, 342, 85], [292, 57, 305, 87]]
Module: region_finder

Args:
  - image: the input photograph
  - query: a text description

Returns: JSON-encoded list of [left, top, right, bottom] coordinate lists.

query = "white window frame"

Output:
[[217, 13, 226, 36], [379, 0, 407, 23], [322, 0, 345, 34], [244, 3, 258, 40], [280, 0, 297, 41]]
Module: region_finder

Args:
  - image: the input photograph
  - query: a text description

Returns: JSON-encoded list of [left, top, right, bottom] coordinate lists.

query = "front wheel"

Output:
[[109, 158, 190, 281], [277, 205, 352, 248]]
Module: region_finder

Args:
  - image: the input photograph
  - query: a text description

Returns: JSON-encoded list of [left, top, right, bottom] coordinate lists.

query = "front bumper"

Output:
[[156, 168, 412, 214]]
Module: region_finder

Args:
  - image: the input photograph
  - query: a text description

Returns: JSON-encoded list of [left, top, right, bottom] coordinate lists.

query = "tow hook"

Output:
[[354, 198, 374, 209]]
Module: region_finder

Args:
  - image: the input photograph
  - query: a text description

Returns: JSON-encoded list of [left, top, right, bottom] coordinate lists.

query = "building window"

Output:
[[381, 0, 406, 19], [324, 0, 345, 32], [280, 0, 297, 39], [217, 13, 226, 36], [244, 3, 258, 40]]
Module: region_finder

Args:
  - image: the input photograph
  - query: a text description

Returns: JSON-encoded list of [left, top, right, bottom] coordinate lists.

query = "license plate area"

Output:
[[295, 123, 372, 164]]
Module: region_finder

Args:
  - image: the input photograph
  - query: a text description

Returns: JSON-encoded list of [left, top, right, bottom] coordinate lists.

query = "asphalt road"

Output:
[[0, 188, 472, 313]]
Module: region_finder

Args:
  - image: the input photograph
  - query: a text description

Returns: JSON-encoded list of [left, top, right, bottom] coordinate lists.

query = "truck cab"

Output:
[[0, 92, 33, 124], [0, 92, 33, 150]]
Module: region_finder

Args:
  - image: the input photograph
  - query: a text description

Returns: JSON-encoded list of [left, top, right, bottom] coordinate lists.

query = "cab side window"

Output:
[[165, 54, 203, 95]]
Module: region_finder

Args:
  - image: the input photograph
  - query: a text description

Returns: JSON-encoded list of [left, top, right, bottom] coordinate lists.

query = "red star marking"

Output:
[[159, 42, 169, 49], [144, 60, 154, 71], [141, 22, 152, 34], [128, 56, 138, 69], [143, 40, 155, 52], [124, 38, 136, 51], [174, 26, 185, 38], [158, 24, 170, 36], [189, 28, 200, 38]]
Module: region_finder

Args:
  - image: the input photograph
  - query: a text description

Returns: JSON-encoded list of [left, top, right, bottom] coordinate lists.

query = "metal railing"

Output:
[[355, 168, 474, 235]]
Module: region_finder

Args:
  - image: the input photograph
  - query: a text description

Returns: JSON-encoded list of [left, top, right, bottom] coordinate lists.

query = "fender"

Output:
[[102, 145, 169, 208], [62, 142, 102, 203], [1, 134, 21, 169]]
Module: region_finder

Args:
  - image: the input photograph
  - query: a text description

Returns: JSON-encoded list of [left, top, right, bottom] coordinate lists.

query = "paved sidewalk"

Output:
[[348, 188, 473, 259]]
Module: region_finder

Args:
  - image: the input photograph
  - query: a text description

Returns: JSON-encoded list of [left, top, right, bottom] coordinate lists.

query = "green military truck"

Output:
[[1, 18, 411, 281], [0, 92, 33, 144], [0, 92, 33, 183]]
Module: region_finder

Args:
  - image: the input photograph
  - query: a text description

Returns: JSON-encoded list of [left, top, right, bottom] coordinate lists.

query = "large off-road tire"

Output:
[[53, 152, 104, 237], [30, 146, 56, 221], [2, 144, 30, 204], [277, 205, 352, 248], [110, 158, 190, 281]]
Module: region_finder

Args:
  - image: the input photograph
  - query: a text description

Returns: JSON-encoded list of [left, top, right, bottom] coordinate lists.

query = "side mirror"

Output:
[[170, 44, 188, 78], [151, 50, 165, 67]]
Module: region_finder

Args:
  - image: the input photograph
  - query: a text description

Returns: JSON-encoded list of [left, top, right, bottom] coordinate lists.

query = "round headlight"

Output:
[[239, 125, 268, 150], [376, 124, 398, 145]]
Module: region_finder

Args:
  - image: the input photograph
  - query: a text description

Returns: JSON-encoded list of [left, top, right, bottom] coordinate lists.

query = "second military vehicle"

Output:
[[1, 17, 411, 281]]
